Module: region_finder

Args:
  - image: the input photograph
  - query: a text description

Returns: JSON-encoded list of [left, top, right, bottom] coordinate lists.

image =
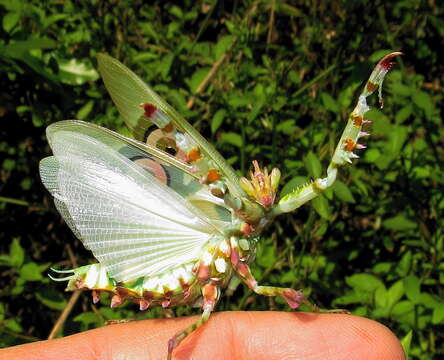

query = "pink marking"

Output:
[[197, 263, 210, 281], [139, 299, 150, 311], [182, 288, 191, 300], [110, 294, 124, 308], [241, 223, 253, 236], [246, 277, 258, 289], [92, 290, 100, 304], [230, 249, 240, 267], [378, 52, 403, 70], [282, 289, 305, 309], [261, 196, 273, 208], [134, 158, 168, 184], [75, 279, 85, 289], [236, 262, 251, 278], [162, 299, 171, 308]]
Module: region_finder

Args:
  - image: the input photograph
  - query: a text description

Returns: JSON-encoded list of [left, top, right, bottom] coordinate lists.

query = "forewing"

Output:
[[97, 53, 244, 198], [40, 129, 223, 282], [47, 121, 232, 229]]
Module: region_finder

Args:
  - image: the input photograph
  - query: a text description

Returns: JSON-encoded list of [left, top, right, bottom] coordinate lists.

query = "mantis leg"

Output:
[[231, 245, 347, 313], [167, 281, 219, 360], [273, 52, 402, 216]]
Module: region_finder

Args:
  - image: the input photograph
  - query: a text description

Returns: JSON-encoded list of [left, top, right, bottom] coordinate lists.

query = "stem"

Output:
[[47, 291, 81, 339], [0, 196, 30, 206], [0, 327, 41, 342]]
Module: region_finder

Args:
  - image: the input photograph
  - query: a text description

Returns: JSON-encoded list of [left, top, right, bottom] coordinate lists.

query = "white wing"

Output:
[[40, 128, 223, 282]]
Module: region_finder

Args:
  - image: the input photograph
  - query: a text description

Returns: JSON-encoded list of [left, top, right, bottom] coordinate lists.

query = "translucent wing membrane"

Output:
[[46, 121, 232, 229], [97, 54, 244, 198], [40, 124, 229, 282]]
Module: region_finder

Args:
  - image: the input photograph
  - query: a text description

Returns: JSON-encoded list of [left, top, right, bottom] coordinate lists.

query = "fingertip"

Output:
[[174, 312, 405, 360]]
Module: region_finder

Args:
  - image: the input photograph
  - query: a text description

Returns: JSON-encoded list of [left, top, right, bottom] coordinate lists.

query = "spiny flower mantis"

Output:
[[40, 52, 401, 359]]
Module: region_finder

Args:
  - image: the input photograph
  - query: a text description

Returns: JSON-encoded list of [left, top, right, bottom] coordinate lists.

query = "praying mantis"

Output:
[[40, 51, 401, 359]]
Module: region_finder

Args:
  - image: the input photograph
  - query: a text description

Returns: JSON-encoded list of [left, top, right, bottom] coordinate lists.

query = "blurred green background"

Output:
[[0, 0, 443, 358]]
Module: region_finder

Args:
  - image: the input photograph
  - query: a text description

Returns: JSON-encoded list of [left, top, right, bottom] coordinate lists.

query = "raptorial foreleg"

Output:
[[273, 52, 402, 216], [167, 281, 219, 360]]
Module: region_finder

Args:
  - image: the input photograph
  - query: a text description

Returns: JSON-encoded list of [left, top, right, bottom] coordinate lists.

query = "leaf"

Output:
[[374, 285, 388, 309], [400, 330, 413, 359], [0, 303, 4, 321], [19, 262, 43, 281], [404, 275, 421, 304], [432, 305, 444, 324], [186, 67, 210, 93], [215, 35, 234, 59], [369, 49, 394, 62], [334, 292, 365, 305], [211, 109, 227, 134], [391, 300, 414, 318], [377, 125, 408, 169], [397, 251, 412, 277], [332, 180, 355, 203], [220, 132, 243, 147], [2, 11, 20, 32], [395, 104, 413, 123], [346, 273, 384, 292], [304, 151, 322, 178], [5, 318, 23, 332], [367, 109, 390, 136], [256, 244, 276, 268], [312, 195, 331, 220], [9, 238, 24, 268], [57, 58, 99, 85], [320, 92, 339, 113], [2, 38, 56, 58], [412, 91, 434, 119], [364, 148, 381, 164], [159, 53, 175, 79], [76, 100, 94, 120], [383, 215, 417, 231], [74, 312, 101, 325], [36, 288, 67, 310], [387, 280, 404, 310]]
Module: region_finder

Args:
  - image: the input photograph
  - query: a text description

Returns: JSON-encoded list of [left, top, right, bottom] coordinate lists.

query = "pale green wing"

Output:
[[96, 53, 244, 198], [46, 121, 232, 230], [40, 125, 228, 282]]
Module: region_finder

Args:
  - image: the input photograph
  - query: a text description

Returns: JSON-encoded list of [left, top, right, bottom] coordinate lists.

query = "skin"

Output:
[[0, 311, 405, 360]]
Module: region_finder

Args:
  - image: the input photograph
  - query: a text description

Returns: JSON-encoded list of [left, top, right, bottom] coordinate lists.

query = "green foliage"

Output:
[[0, 1, 443, 359]]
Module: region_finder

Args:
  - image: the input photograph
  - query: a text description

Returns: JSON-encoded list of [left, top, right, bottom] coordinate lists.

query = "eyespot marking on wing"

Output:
[[129, 155, 170, 185]]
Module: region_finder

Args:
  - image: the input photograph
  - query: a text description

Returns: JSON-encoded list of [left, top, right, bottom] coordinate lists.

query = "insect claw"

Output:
[[350, 153, 360, 159], [363, 119, 372, 125], [355, 143, 367, 149]]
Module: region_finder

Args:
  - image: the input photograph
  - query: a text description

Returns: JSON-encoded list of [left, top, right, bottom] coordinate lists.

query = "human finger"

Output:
[[0, 311, 405, 360]]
